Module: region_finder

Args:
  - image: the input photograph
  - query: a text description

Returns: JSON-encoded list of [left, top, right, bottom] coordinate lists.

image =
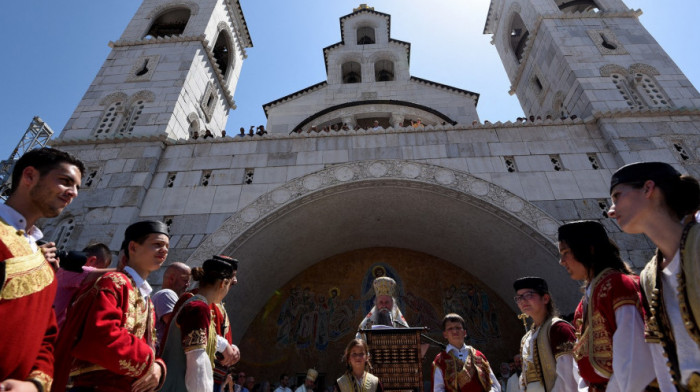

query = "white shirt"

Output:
[[0, 203, 43, 251], [656, 251, 700, 387], [582, 286, 657, 392], [274, 387, 292, 392], [122, 266, 153, 298], [433, 344, 501, 392]]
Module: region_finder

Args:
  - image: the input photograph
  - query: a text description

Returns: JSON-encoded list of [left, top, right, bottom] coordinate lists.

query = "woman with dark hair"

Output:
[[161, 255, 238, 392], [336, 339, 383, 392], [557, 220, 657, 392], [512, 277, 578, 392], [608, 161, 700, 391]]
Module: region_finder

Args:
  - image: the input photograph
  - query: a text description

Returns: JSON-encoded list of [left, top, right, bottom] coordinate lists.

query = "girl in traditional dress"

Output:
[[161, 255, 238, 392], [512, 277, 578, 392], [557, 220, 657, 392], [607, 161, 700, 391], [336, 339, 383, 392]]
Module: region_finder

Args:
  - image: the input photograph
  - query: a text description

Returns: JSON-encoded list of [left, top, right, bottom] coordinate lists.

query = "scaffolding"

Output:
[[0, 116, 54, 200]]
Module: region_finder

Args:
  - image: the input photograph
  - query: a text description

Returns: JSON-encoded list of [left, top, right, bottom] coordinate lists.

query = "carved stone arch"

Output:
[[505, 4, 530, 64], [99, 92, 128, 107], [628, 64, 671, 108], [629, 63, 660, 76], [503, 3, 524, 53], [146, 2, 200, 20], [128, 90, 156, 106], [600, 64, 628, 77], [186, 160, 578, 340], [368, 50, 398, 63], [212, 22, 235, 78]]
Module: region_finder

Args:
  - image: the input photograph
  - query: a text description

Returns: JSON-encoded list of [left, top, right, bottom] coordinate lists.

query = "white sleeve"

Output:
[[186, 348, 213, 392], [605, 305, 655, 392], [216, 334, 228, 353], [647, 340, 676, 392], [433, 366, 445, 392], [487, 368, 502, 392], [551, 353, 580, 392]]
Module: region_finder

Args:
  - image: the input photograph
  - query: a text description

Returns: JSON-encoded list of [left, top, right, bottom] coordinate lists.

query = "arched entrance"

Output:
[[186, 160, 579, 377]]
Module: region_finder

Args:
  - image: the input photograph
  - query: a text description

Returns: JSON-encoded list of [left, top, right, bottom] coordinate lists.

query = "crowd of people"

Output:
[[0, 146, 698, 392]]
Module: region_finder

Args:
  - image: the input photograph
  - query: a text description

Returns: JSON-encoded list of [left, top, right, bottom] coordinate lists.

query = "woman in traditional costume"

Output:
[[336, 339, 383, 392], [557, 220, 658, 392], [512, 277, 578, 392], [161, 255, 238, 392], [608, 162, 700, 391]]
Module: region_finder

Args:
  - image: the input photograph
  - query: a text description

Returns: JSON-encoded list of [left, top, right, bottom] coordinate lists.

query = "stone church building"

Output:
[[47, 0, 699, 381]]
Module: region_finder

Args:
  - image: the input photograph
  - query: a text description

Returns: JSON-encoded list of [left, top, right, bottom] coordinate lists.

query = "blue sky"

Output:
[[1, 0, 698, 161]]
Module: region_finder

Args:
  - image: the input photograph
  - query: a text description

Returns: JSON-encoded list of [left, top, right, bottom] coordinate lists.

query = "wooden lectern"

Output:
[[362, 327, 425, 392]]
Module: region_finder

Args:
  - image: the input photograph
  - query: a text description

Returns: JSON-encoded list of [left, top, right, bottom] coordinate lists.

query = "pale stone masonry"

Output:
[[44, 0, 700, 340]]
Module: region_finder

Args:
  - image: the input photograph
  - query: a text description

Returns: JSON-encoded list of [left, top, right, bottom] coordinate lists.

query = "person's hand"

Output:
[[39, 242, 59, 269], [131, 362, 162, 392], [0, 379, 39, 392], [219, 344, 241, 366]]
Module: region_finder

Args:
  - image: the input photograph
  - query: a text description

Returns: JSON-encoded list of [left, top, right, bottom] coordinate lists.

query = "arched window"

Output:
[[632, 73, 671, 108], [213, 31, 232, 78], [357, 26, 375, 45], [342, 62, 362, 84], [557, 0, 599, 13], [611, 73, 643, 109], [509, 13, 529, 64], [374, 60, 394, 82], [95, 101, 125, 137], [145, 8, 191, 39], [118, 100, 145, 135]]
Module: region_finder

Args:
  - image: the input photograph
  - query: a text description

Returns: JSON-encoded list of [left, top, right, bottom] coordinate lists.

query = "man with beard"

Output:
[[0, 147, 84, 392], [356, 276, 409, 339]]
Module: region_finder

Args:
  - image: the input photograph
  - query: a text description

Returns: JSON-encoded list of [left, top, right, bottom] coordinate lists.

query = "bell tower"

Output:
[[483, 0, 700, 119], [59, 0, 252, 140]]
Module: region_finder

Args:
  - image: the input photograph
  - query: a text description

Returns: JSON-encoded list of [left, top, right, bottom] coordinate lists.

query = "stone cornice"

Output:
[[50, 134, 169, 147], [591, 107, 700, 120], [110, 35, 236, 108], [223, 0, 253, 55], [506, 10, 643, 95]]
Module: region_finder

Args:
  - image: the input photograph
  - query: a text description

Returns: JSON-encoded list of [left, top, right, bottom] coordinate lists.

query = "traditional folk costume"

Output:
[[356, 276, 409, 340], [513, 277, 578, 392], [212, 302, 233, 388], [432, 344, 499, 392], [519, 319, 577, 392], [0, 209, 57, 392], [53, 221, 169, 392], [160, 294, 218, 392], [167, 291, 233, 390], [336, 371, 383, 392], [641, 222, 700, 392], [573, 268, 657, 392]]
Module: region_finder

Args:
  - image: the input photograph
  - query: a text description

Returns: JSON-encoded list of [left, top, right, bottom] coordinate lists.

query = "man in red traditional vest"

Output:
[[0, 147, 84, 392], [432, 313, 501, 392]]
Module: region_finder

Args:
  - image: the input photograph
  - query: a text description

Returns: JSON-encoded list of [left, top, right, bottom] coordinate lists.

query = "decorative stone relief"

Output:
[[186, 160, 562, 265], [126, 55, 160, 82], [587, 29, 628, 55]]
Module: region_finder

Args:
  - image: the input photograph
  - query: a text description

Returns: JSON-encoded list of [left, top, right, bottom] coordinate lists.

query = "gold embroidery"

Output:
[[554, 341, 575, 357], [0, 252, 54, 300], [28, 370, 53, 392], [119, 358, 149, 378], [183, 328, 208, 351]]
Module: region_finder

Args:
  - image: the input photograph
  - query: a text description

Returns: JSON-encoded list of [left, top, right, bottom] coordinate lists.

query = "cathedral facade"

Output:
[[48, 0, 700, 380]]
